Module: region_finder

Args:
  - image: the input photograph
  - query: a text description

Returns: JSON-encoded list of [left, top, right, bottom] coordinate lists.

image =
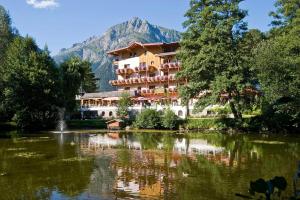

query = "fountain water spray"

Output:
[[57, 108, 66, 133]]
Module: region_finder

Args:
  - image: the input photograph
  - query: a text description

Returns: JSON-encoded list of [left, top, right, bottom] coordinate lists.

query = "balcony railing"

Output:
[[160, 62, 181, 71], [141, 87, 178, 96], [109, 75, 180, 86], [116, 68, 134, 75]]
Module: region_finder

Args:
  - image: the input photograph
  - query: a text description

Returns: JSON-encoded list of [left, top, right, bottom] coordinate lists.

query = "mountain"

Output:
[[54, 17, 181, 91]]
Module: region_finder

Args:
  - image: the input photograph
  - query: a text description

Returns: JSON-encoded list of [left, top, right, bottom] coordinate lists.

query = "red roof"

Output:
[[107, 42, 179, 56]]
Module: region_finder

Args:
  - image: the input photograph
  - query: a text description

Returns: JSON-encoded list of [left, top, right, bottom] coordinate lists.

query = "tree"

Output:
[[161, 108, 179, 130], [0, 5, 14, 121], [0, 5, 14, 65], [253, 2, 300, 132], [117, 92, 132, 119], [59, 57, 96, 113], [270, 0, 300, 27], [3, 36, 60, 129], [134, 109, 161, 129], [177, 0, 258, 122], [79, 60, 97, 93]]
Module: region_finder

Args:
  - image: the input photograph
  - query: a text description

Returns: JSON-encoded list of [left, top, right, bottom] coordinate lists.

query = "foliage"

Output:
[[2, 36, 60, 129], [59, 57, 96, 113], [177, 0, 262, 122], [161, 108, 179, 130], [185, 117, 257, 131], [186, 118, 221, 130], [117, 92, 132, 120], [0, 5, 14, 65], [134, 109, 161, 129], [208, 104, 231, 116], [0, 5, 14, 121], [253, 1, 300, 132], [270, 0, 300, 27]]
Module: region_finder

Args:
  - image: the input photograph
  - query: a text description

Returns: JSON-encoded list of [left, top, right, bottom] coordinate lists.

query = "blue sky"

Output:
[[0, 0, 276, 55]]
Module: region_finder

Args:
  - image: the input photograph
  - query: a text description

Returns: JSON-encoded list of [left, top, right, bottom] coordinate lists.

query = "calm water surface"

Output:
[[0, 131, 299, 200]]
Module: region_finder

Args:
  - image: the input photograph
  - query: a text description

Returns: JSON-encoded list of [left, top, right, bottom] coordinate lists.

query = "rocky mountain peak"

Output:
[[54, 18, 181, 91]]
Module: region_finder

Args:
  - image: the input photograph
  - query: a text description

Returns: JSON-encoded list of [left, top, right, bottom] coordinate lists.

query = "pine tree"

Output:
[[177, 0, 258, 121]]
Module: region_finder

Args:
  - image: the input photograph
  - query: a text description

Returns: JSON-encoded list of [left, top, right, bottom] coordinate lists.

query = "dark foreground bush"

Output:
[[260, 97, 300, 133]]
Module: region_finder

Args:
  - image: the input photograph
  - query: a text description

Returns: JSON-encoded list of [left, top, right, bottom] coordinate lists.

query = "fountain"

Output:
[[58, 120, 66, 133], [53, 108, 70, 134]]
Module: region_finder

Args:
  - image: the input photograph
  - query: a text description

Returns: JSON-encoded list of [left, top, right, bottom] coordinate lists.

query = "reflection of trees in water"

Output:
[[137, 132, 162, 150], [173, 133, 300, 199], [0, 135, 94, 199], [79, 132, 300, 199], [2, 132, 300, 199], [86, 156, 116, 198]]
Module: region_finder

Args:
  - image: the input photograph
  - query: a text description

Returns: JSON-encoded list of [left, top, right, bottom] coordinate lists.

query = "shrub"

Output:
[[161, 109, 179, 130], [261, 97, 300, 133], [134, 109, 161, 129], [117, 92, 132, 120], [186, 118, 219, 130]]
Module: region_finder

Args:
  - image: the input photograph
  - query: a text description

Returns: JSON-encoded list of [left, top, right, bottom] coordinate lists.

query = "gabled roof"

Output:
[[107, 41, 179, 56]]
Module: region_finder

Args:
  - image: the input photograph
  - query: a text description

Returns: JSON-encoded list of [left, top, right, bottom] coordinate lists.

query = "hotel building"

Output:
[[80, 41, 197, 118]]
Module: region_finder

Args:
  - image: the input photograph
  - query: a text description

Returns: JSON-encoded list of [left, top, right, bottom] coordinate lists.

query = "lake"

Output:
[[0, 131, 299, 200]]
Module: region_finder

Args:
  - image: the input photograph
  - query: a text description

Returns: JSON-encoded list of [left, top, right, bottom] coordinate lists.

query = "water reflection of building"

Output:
[[79, 133, 244, 198], [82, 134, 246, 168], [81, 133, 142, 153], [173, 138, 225, 155]]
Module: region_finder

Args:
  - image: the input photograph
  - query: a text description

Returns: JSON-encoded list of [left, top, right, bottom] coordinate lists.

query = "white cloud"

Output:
[[26, 0, 59, 9]]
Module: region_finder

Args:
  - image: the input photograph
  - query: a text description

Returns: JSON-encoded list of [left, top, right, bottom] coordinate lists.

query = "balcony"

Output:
[[160, 62, 181, 71], [116, 68, 134, 75], [109, 75, 179, 86], [134, 64, 156, 73], [141, 87, 178, 97]]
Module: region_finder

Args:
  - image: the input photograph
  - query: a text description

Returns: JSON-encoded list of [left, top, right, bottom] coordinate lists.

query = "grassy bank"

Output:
[[185, 117, 257, 131], [66, 119, 107, 130]]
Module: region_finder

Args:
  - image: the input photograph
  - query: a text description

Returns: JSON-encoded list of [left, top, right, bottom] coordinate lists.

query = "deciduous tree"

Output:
[[3, 36, 60, 129]]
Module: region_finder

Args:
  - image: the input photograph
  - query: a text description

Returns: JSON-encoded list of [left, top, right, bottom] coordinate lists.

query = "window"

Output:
[[109, 111, 113, 117], [125, 87, 130, 91], [151, 61, 154, 65], [101, 111, 105, 117], [124, 64, 130, 69], [144, 51, 147, 55], [140, 62, 146, 67], [149, 73, 155, 77], [178, 110, 183, 117]]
